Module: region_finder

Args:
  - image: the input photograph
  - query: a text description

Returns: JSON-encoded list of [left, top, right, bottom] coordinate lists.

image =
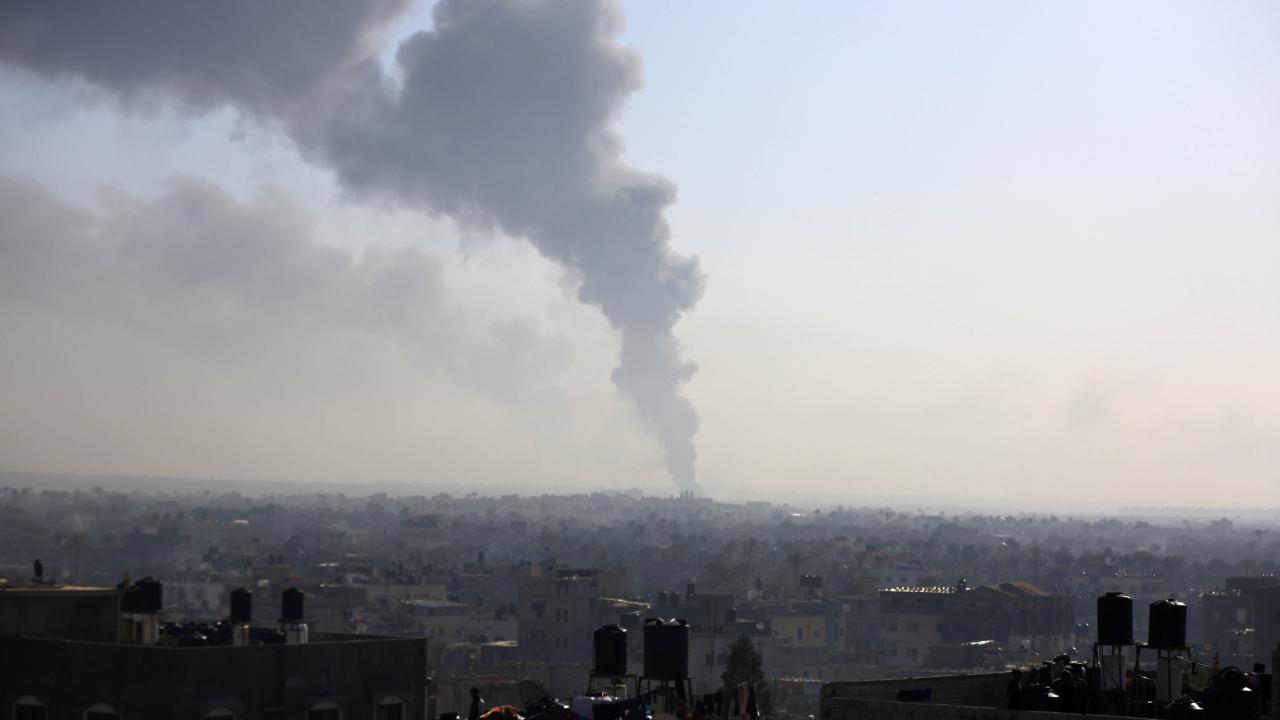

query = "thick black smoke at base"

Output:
[[0, 0, 707, 493]]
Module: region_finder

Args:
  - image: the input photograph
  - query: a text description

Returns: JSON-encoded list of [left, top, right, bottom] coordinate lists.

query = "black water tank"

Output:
[[120, 585, 141, 613], [1148, 599, 1187, 649], [1097, 592, 1134, 645], [135, 577, 163, 613], [593, 624, 628, 677], [281, 587, 305, 622], [643, 618, 689, 680], [230, 588, 253, 624]]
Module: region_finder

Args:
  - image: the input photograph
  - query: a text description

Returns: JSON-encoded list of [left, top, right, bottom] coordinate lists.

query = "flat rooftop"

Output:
[[0, 580, 117, 596]]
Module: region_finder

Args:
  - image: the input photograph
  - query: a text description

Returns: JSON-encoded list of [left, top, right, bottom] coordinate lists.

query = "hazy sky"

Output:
[[1, 1, 1278, 509]]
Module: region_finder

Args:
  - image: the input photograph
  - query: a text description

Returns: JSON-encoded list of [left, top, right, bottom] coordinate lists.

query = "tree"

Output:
[[721, 636, 771, 717], [783, 551, 809, 591]]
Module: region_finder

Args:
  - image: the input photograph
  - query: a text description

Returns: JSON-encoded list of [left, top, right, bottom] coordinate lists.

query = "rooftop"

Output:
[[0, 580, 116, 595]]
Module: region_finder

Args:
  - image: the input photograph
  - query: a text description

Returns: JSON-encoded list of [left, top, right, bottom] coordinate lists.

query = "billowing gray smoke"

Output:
[[0, 0, 706, 493]]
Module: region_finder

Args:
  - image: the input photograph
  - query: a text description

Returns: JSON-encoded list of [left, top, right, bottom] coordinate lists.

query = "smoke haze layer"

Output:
[[0, 0, 706, 492]]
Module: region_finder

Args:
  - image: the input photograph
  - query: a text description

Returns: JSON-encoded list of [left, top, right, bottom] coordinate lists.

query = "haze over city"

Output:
[[2, 0, 1279, 510]]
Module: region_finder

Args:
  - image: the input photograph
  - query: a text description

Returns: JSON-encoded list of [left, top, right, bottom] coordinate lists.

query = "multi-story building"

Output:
[[1201, 576, 1280, 671], [878, 581, 1074, 669], [1253, 585, 1280, 672], [516, 567, 628, 662], [879, 587, 949, 668]]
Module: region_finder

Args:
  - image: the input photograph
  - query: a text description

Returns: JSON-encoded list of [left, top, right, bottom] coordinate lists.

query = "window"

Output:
[[308, 701, 341, 720], [376, 698, 404, 720], [905, 621, 919, 633], [84, 703, 120, 720], [796, 628, 804, 640], [14, 697, 48, 720]]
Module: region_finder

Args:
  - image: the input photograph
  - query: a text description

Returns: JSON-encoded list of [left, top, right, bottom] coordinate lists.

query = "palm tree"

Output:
[[784, 552, 808, 592]]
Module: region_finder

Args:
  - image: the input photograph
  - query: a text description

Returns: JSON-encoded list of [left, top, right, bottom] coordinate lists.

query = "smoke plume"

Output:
[[0, 0, 706, 492]]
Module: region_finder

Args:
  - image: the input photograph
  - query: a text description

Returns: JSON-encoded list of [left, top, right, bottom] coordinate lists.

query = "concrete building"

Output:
[[1256, 586, 1280, 672], [516, 568, 628, 662], [1200, 576, 1280, 672], [879, 581, 1074, 669], [0, 582, 121, 642], [0, 580, 428, 720], [1, 634, 426, 720], [773, 610, 830, 649]]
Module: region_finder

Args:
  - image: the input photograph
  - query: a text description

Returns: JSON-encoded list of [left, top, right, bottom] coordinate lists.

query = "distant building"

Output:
[[516, 567, 628, 662], [1201, 576, 1280, 671], [879, 587, 948, 668], [1253, 585, 1280, 672], [878, 581, 1074, 668]]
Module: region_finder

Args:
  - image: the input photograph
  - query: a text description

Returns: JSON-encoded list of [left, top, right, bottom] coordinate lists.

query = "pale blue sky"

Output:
[[1, 1, 1278, 508]]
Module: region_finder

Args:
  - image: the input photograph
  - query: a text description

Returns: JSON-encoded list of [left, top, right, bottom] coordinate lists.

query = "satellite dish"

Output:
[[518, 680, 552, 708]]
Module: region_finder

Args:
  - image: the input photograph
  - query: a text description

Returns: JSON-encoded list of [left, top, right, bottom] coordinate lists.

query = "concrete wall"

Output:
[[822, 673, 1010, 708], [821, 697, 1131, 720], [1255, 589, 1280, 672], [1273, 644, 1279, 720], [0, 588, 119, 642]]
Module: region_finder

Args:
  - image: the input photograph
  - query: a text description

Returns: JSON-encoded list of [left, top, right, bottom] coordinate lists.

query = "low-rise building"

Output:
[[0, 580, 428, 720]]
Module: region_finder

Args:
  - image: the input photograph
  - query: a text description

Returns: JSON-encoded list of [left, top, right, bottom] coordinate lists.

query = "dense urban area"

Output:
[[1, 479, 1277, 718]]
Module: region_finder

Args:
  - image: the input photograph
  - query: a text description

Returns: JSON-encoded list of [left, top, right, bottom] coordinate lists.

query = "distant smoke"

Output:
[[0, 0, 706, 492]]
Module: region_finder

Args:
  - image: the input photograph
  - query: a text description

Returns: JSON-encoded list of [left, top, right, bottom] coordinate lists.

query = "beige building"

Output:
[[880, 611, 943, 667], [772, 612, 829, 648]]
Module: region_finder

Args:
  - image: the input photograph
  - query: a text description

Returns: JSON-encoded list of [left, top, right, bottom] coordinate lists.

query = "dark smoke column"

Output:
[[295, 0, 707, 493], [0, 0, 706, 493]]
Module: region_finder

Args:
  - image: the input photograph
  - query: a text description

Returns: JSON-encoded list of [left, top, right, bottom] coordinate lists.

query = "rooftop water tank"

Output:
[[135, 577, 163, 614], [643, 618, 689, 680], [1148, 599, 1187, 649], [1097, 592, 1134, 646], [120, 585, 141, 614], [593, 625, 628, 677], [281, 587, 305, 623], [230, 588, 253, 624]]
